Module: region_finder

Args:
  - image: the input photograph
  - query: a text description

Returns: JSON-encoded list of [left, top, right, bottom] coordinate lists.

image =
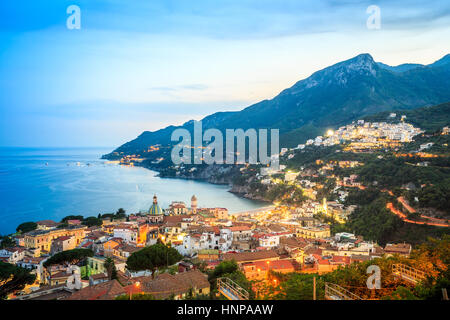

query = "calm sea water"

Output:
[[0, 147, 266, 235]]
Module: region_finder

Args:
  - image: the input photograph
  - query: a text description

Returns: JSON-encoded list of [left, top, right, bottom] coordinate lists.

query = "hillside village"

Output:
[[1, 113, 449, 301], [0, 190, 438, 300]]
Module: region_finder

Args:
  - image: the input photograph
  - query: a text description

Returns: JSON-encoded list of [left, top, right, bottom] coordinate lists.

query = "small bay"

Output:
[[0, 147, 266, 235]]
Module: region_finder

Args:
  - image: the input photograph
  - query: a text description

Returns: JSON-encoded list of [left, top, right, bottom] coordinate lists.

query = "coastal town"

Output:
[[1, 116, 449, 301], [0, 193, 416, 300]]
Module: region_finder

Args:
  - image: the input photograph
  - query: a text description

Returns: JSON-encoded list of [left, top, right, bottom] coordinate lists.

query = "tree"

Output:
[[43, 248, 94, 268], [16, 222, 37, 234], [0, 236, 15, 249], [61, 215, 84, 223], [209, 260, 239, 280], [82, 216, 103, 227], [0, 261, 36, 299], [382, 286, 419, 300], [103, 257, 118, 280], [264, 273, 324, 300], [208, 260, 255, 299], [126, 243, 182, 277]]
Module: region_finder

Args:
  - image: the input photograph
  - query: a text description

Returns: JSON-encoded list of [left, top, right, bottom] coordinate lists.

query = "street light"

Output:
[[130, 281, 140, 300]]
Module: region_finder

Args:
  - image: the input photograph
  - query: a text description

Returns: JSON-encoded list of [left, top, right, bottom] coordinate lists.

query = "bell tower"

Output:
[[191, 195, 197, 214]]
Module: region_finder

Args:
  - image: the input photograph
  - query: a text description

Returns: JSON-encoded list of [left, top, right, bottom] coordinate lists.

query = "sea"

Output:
[[0, 147, 266, 235]]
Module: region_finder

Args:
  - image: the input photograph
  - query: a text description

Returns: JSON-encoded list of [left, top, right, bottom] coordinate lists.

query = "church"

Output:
[[146, 194, 164, 223]]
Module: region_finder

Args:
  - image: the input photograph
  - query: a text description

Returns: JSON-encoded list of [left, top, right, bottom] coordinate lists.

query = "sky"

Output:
[[0, 0, 450, 148]]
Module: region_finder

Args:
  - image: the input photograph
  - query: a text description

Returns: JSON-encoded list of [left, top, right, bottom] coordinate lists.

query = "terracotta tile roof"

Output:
[[65, 280, 125, 300], [222, 250, 280, 263], [384, 243, 411, 255], [229, 226, 251, 232], [330, 255, 351, 265], [133, 270, 210, 299], [90, 273, 109, 280], [51, 271, 70, 279], [280, 237, 310, 249], [54, 236, 72, 241], [243, 259, 295, 271], [117, 244, 140, 254], [173, 270, 209, 290], [36, 220, 59, 227]]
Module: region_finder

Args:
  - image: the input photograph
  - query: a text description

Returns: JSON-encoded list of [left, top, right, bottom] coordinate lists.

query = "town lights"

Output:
[[326, 129, 334, 137]]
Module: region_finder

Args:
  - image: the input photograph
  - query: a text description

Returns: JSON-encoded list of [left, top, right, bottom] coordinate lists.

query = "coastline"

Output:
[[117, 160, 272, 204]]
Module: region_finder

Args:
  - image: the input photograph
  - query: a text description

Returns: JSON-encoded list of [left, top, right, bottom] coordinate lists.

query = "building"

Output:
[[295, 225, 330, 239], [24, 226, 87, 254], [89, 273, 109, 286], [197, 249, 220, 262], [0, 247, 26, 264], [221, 250, 280, 265], [36, 220, 59, 230], [191, 195, 198, 214], [384, 243, 412, 257], [229, 225, 252, 241], [132, 270, 210, 299], [66, 280, 126, 300], [50, 236, 77, 254], [147, 194, 164, 223], [113, 223, 149, 247], [169, 201, 188, 215], [242, 259, 295, 281]]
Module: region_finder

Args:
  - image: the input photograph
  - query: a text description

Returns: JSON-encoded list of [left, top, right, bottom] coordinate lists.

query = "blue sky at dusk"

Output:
[[1, 0, 450, 147]]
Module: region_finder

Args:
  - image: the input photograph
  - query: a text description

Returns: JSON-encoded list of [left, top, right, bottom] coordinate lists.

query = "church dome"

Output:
[[148, 194, 163, 215]]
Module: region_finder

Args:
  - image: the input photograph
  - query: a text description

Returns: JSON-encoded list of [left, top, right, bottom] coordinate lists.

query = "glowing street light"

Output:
[[130, 281, 140, 300]]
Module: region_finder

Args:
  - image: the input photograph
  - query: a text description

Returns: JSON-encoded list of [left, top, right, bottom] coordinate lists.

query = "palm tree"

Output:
[[103, 257, 117, 280]]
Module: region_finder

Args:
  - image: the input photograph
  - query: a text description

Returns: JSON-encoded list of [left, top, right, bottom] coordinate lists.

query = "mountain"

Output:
[[376, 62, 423, 73], [104, 53, 450, 158], [364, 101, 450, 132]]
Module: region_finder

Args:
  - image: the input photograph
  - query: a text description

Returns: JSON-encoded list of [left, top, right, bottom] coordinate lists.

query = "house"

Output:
[[89, 273, 109, 286], [113, 222, 149, 246], [12, 284, 73, 300], [384, 243, 412, 257], [295, 225, 330, 239], [36, 220, 59, 230], [50, 236, 77, 254], [65, 280, 126, 300], [169, 201, 188, 215], [311, 255, 351, 274], [178, 261, 196, 273], [49, 270, 71, 286], [103, 238, 123, 257], [132, 270, 210, 299], [16, 256, 47, 282], [113, 243, 140, 261], [67, 219, 82, 226], [197, 249, 219, 262], [241, 259, 295, 281], [221, 250, 280, 265], [180, 227, 232, 256], [229, 225, 252, 241], [24, 226, 87, 253], [0, 247, 26, 264]]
